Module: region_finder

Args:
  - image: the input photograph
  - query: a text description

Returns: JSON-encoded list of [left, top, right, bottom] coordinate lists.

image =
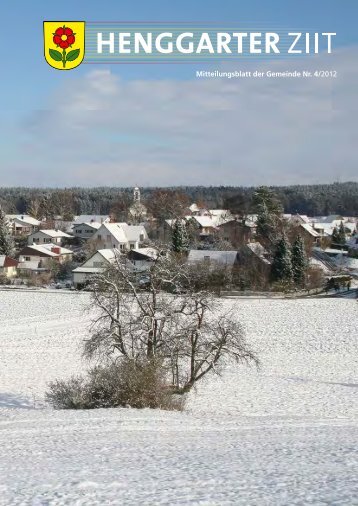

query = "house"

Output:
[[72, 222, 101, 239], [89, 223, 148, 251], [296, 223, 321, 248], [72, 245, 157, 288], [7, 215, 41, 236], [0, 256, 18, 278], [28, 229, 73, 246], [242, 242, 271, 266], [188, 249, 239, 267], [235, 242, 272, 289], [120, 223, 148, 249], [127, 247, 159, 272], [72, 249, 116, 287], [217, 219, 255, 248], [190, 216, 218, 237], [18, 244, 73, 272]]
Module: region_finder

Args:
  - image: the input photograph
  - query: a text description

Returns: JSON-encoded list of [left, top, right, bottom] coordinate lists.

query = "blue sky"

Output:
[[1, 1, 358, 187]]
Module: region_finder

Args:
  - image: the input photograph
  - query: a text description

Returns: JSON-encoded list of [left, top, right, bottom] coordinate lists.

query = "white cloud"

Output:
[[14, 46, 358, 186]]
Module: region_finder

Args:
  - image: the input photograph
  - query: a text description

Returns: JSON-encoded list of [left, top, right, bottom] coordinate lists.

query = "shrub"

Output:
[[0, 275, 11, 285], [45, 376, 89, 409], [46, 359, 184, 411]]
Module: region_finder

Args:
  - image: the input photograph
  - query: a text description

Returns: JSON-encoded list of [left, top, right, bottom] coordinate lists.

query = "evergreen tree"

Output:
[[253, 186, 283, 247], [331, 222, 346, 246], [291, 235, 307, 287], [331, 226, 340, 244], [171, 219, 189, 253], [337, 221, 346, 245], [0, 206, 15, 256], [271, 235, 293, 282]]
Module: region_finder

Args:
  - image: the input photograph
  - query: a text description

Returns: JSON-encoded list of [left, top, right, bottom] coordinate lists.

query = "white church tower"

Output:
[[129, 186, 147, 223], [133, 186, 141, 203]]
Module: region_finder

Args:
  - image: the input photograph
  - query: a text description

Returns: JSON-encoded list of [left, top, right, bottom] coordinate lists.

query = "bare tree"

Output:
[[146, 190, 190, 223], [85, 251, 258, 393]]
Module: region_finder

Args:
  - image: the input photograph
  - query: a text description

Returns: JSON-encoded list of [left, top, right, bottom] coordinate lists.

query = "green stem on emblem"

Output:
[[62, 49, 66, 68]]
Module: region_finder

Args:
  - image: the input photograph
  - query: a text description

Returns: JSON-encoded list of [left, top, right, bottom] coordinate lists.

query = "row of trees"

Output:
[[0, 182, 357, 217]]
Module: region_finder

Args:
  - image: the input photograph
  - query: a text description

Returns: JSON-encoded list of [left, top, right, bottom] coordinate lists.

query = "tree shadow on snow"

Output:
[[285, 377, 358, 388], [0, 392, 35, 409]]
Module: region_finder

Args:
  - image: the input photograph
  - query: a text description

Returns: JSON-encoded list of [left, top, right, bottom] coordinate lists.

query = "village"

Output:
[[0, 186, 357, 294]]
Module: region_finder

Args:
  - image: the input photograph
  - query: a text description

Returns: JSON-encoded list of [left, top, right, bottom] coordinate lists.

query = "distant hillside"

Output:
[[0, 182, 357, 216]]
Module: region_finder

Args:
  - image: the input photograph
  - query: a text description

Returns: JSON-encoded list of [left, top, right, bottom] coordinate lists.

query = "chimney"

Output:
[[51, 246, 61, 255]]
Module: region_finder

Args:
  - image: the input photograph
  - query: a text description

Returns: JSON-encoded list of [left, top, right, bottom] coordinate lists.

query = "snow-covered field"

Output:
[[0, 291, 357, 505]]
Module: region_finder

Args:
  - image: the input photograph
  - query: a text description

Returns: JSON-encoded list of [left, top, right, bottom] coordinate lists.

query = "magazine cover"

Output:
[[0, 1, 357, 504]]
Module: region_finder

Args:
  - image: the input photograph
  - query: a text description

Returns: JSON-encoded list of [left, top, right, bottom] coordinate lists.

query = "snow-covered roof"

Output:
[[301, 223, 320, 238], [73, 215, 110, 225], [118, 223, 147, 242], [192, 216, 217, 228], [313, 223, 335, 236], [245, 242, 271, 264], [72, 267, 104, 274], [97, 249, 117, 262], [344, 222, 356, 234], [309, 257, 330, 273], [209, 210, 228, 217], [246, 214, 258, 223], [96, 223, 128, 244], [8, 215, 41, 226], [188, 250, 238, 266], [131, 247, 159, 260], [320, 215, 344, 223], [165, 218, 187, 228], [189, 203, 200, 212], [34, 229, 72, 238], [77, 249, 117, 271], [25, 243, 73, 257], [73, 222, 101, 230], [41, 243, 72, 254], [323, 248, 348, 256]]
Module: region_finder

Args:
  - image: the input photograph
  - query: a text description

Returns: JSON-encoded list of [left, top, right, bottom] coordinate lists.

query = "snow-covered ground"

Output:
[[0, 291, 357, 505]]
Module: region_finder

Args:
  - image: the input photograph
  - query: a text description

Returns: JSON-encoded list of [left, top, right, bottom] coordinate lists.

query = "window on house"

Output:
[[25, 256, 31, 261], [76, 230, 81, 234], [107, 235, 111, 241], [139, 234, 144, 242], [93, 261, 104, 267], [97, 234, 102, 240], [130, 244, 134, 249]]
